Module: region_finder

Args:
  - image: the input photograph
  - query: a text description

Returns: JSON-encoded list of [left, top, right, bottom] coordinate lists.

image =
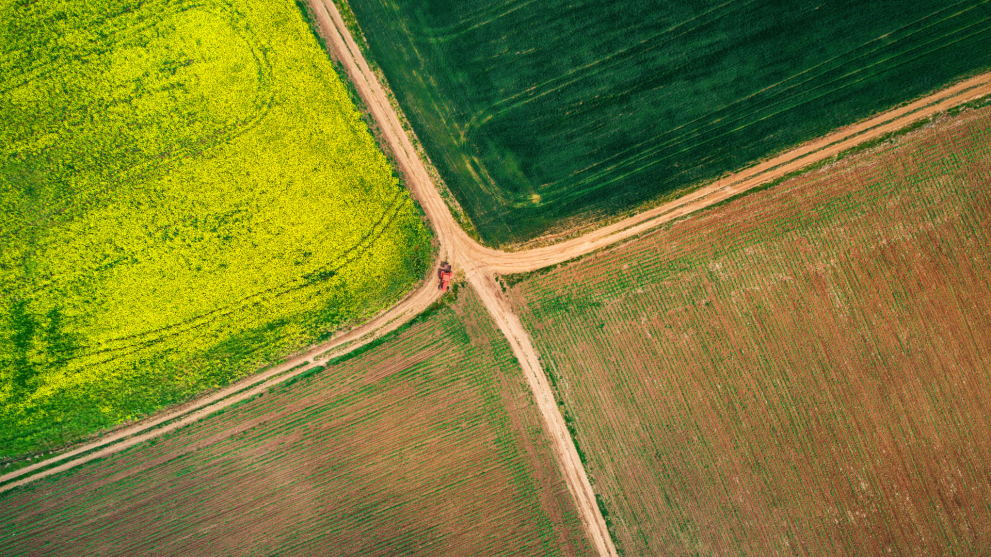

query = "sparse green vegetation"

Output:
[[510, 107, 991, 555]]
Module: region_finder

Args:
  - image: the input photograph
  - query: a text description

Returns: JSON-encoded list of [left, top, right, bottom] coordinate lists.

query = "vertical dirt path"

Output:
[[468, 269, 616, 556], [306, 2, 619, 554], [5, 2, 991, 555]]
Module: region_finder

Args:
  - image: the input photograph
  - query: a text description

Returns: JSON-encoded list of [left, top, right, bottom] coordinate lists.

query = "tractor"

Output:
[[438, 262, 453, 291]]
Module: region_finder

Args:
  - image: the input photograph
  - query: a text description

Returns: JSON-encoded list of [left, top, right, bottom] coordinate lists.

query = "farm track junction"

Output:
[[5, 1, 991, 555]]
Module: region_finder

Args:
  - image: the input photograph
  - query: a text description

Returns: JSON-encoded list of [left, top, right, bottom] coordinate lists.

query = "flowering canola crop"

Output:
[[0, 0, 432, 457]]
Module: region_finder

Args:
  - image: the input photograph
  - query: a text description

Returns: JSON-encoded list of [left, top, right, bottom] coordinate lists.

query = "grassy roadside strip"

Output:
[[498, 94, 991, 290], [327, 0, 372, 65], [0, 359, 313, 488], [536, 349, 623, 553], [316, 282, 462, 366]]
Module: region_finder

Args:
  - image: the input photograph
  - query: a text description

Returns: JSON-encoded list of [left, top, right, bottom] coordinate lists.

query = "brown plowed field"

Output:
[[0, 289, 591, 557], [508, 107, 991, 556]]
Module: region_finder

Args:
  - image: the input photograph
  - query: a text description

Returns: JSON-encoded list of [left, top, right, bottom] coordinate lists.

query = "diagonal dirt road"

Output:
[[4, 1, 991, 554]]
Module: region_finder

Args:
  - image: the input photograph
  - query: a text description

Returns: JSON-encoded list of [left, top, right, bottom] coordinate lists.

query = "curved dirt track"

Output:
[[5, 1, 991, 554]]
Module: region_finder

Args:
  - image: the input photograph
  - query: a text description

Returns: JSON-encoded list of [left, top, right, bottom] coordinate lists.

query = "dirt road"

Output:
[[305, 4, 991, 553], [308, 2, 618, 553], [5, 2, 991, 554]]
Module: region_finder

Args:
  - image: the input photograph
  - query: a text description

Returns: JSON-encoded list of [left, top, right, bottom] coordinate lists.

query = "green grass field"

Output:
[[508, 108, 991, 555], [345, 0, 991, 245], [0, 0, 431, 459], [0, 289, 591, 556]]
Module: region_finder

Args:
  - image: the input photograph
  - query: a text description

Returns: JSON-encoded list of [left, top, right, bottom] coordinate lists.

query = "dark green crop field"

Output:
[[346, 0, 991, 245]]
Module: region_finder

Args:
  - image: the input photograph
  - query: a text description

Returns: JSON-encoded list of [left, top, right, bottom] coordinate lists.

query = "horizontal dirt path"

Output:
[[469, 72, 991, 273], [0, 276, 441, 492], [5, 2, 991, 554]]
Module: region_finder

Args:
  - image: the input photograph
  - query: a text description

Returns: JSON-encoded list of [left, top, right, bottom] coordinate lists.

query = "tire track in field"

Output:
[[59, 189, 408, 365], [459, 0, 751, 141], [548, 1, 991, 202], [6, 3, 991, 556]]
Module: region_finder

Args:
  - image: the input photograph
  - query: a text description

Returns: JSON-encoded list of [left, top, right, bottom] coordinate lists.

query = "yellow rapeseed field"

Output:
[[0, 0, 432, 457]]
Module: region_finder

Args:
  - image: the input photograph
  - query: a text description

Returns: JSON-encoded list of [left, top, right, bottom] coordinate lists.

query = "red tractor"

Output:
[[438, 262, 453, 291]]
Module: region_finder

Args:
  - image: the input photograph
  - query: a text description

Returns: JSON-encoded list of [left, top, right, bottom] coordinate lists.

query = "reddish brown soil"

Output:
[[510, 107, 991, 556], [0, 290, 592, 557]]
